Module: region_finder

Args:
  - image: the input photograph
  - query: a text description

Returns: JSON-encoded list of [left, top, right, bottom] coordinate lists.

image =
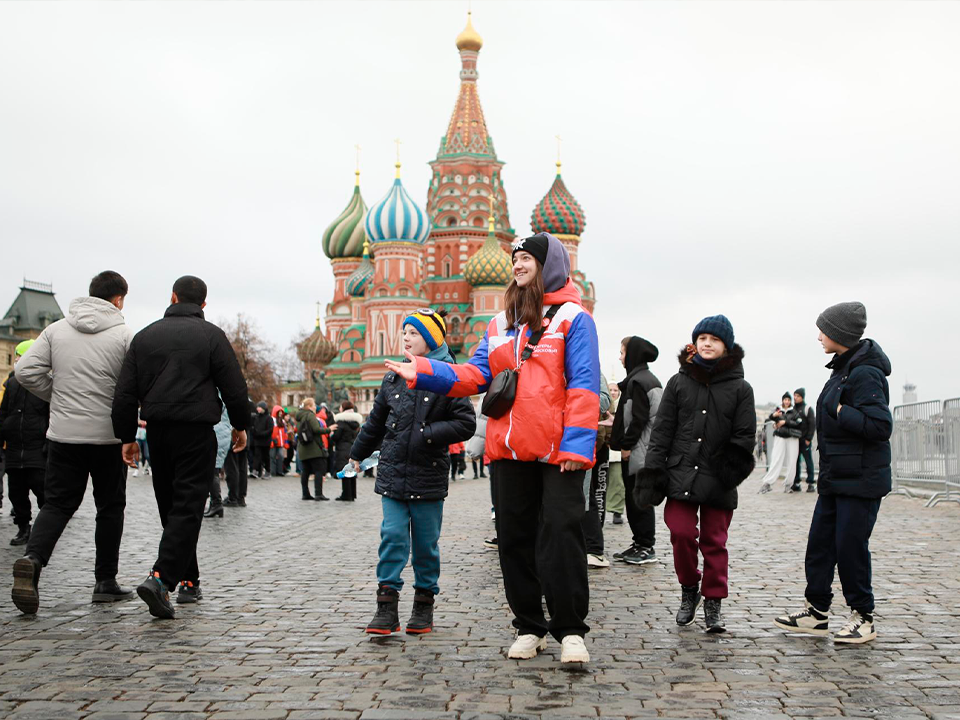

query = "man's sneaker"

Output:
[[834, 610, 876, 644], [507, 633, 547, 659], [483, 537, 498, 549], [758, 483, 772, 494], [136, 572, 175, 619], [490, 510, 495, 521], [176, 581, 203, 604], [612, 512, 623, 525], [612, 543, 638, 561], [10, 525, 30, 546], [773, 600, 830, 636], [365, 585, 400, 635], [623, 546, 657, 565], [92, 579, 134, 603], [704, 598, 726, 633], [807, 484, 816, 493], [790, 483, 802, 493], [11, 555, 41, 615], [405, 589, 435, 634], [587, 553, 610, 568], [238, 498, 247, 507], [676, 584, 702, 626], [560, 635, 590, 663]]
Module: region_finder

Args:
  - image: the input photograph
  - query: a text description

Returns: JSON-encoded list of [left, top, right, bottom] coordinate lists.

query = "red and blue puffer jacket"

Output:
[[410, 279, 600, 468]]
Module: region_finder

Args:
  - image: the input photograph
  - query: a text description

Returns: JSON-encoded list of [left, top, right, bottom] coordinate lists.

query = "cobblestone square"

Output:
[[2, 470, 959, 719]]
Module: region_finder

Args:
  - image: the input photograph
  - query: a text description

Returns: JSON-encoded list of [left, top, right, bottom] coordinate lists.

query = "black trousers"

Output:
[[450, 453, 464, 481], [301, 457, 325, 498], [208, 470, 222, 508], [581, 445, 609, 555], [224, 450, 247, 502], [26, 441, 126, 581], [494, 459, 589, 641], [340, 475, 357, 500], [796, 442, 816, 484], [622, 471, 656, 549], [252, 445, 270, 476], [148, 423, 217, 589], [7, 467, 45, 528], [472, 458, 487, 478], [805, 494, 881, 614]]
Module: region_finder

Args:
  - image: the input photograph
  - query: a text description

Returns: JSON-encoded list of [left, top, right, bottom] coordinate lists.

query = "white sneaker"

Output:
[[773, 600, 830, 636], [587, 553, 610, 568], [758, 483, 772, 494], [458, 473, 466, 480], [132, 469, 140, 477], [834, 610, 876, 644], [560, 635, 590, 663], [508, 633, 547, 659], [491, 510, 496, 521]]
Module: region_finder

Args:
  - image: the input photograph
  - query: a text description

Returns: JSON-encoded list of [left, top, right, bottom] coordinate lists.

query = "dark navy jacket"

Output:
[[816, 339, 893, 499], [351, 369, 475, 501]]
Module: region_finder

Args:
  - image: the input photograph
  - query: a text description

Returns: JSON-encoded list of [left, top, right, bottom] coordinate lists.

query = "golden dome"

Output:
[[456, 12, 483, 52]]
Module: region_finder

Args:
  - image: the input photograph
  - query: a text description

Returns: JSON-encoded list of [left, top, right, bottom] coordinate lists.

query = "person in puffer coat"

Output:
[[387, 233, 600, 665], [332, 401, 363, 500], [775, 302, 891, 645], [635, 315, 756, 634], [352, 309, 475, 636], [0, 340, 48, 546]]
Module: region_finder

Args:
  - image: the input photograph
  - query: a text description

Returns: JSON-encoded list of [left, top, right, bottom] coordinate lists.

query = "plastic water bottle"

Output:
[[337, 451, 380, 479]]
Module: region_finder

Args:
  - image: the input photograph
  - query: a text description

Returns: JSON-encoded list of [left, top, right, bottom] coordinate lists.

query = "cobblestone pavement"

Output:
[[1, 468, 959, 720]]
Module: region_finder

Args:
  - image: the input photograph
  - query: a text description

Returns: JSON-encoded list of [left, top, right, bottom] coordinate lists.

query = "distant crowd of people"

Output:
[[2, 233, 893, 660]]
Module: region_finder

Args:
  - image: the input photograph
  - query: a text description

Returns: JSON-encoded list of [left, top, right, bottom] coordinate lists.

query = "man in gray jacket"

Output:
[[11, 271, 135, 615]]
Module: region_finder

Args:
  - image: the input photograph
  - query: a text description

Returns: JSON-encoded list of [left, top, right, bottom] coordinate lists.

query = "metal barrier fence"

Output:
[[891, 398, 960, 506]]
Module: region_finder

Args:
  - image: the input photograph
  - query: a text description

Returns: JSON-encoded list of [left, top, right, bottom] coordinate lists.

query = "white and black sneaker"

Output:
[[773, 600, 830, 636], [834, 610, 876, 644]]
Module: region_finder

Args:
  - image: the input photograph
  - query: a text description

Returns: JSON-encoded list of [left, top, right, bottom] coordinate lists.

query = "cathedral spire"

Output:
[[441, 11, 491, 157]]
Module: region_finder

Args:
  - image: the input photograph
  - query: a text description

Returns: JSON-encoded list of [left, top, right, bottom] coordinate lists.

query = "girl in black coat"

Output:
[[331, 401, 363, 500], [350, 310, 475, 636], [636, 315, 756, 633]]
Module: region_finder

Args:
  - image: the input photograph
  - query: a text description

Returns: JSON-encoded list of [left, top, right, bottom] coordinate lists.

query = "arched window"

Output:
[[447, 217, 456, 227], [442, 255, 453, 278], [473, 217, 483, 227], [451, 317, 461, 336]]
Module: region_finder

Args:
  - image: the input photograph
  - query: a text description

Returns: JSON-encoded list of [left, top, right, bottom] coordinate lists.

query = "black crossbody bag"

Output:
[[481, 305, 560, 419]]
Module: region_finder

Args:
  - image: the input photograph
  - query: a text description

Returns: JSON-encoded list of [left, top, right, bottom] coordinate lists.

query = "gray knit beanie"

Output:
[[817, 302, 867, 348]]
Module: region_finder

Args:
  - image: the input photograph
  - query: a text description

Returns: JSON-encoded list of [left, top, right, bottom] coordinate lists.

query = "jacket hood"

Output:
[[541, 233, 571, 293], [271, 404, 284, 418], [829, 338, 891, 377], [543, 278, 583, 309], [66, 297, 127, 334], [677, 343, 746, 385], [295, 407, 314, 423], [334, 409, 363, 426], [624, 336, 659, 374]]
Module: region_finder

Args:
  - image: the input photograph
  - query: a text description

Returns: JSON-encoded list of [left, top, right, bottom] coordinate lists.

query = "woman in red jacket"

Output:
[[386, 232, 600, 664]]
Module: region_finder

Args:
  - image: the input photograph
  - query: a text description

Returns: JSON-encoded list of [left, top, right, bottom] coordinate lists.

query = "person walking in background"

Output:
[[448, 442, 465, 482], [11, 271, 134, 615], [582, 374, 612, 568], [606, 384, 625, 525], [296, 398, 336, 501], [775, 302, 891, 644], [269, 406, 289, 477], [794, 388, 817, 492], [112, 275, 249, 620], [757, 393, 803, 493], [202, 400, 234, 520], [466, 401, 487, 480], [250, 402, 273, 477], [386, 232, 600, 664], [635, 316, 756, 633], [355, 309, 475, 636], [222, 433, 248, 508], [610, 336, 662, 566], [332, 401, 363, 501], [133, 420, 150, 477], [0, 340, 48, 547]]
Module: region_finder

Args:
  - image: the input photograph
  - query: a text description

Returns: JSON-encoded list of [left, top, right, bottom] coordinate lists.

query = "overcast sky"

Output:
[[2, 1, 958, 405]]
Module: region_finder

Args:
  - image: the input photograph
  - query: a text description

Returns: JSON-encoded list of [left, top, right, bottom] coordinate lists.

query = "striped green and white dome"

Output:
[[322, 181, 368, 259]]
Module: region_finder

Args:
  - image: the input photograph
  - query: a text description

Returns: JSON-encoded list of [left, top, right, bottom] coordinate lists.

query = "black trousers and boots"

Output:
[[7, 467, 45, 541], [301, 457, 327, 500], [224, 450, 247, 505], [25, 441, 126, 581], [622, 471, 656, 550], [494, 459, 589, 642], [146, 423, 217, 589]]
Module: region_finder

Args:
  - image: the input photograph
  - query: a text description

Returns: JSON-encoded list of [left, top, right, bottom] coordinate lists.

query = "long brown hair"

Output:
[[504, 263, 545, 329]]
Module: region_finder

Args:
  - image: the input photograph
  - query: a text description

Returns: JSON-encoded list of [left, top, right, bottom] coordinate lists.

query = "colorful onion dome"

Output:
[[322, 175, 368, 259], [456, 12, 483, 52], [365, 167, 431, 244], [465, 216, 512, 287], [297, 324, 338, 367], [345, 241, 375, 297], [530, 169, 586, 238]]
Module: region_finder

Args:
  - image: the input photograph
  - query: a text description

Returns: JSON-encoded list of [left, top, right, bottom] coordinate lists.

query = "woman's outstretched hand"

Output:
[[384, 350, 418, 382]]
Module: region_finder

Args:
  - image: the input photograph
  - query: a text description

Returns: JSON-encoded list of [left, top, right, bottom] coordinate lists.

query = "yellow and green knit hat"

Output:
[[15, 339, 35, 357], [402, 309, 447, 351]]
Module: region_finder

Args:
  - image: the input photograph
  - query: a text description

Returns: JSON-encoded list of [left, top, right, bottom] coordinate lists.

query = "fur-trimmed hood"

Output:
[[677, 343, 745, 385]]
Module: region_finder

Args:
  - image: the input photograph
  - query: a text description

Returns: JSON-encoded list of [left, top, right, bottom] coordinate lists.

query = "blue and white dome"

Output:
[[364, 174, 431, 244]]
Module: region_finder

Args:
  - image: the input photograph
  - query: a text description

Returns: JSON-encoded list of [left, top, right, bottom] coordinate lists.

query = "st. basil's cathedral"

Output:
[[295, 13, 596, 413]]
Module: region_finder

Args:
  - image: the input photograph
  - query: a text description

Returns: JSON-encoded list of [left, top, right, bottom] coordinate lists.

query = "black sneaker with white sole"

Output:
[[623, 546, 657, 565], [483, 537, 498, 549], [612, 543, 637, 561], [773, 601, 830, 636], [676, 584, 702, 626]]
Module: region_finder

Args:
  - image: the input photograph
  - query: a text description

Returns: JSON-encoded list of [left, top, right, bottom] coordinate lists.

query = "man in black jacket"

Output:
[[609, 336, 662, 566], [0, 340, 48, 546], [112, 276, 249, 619], [250, 402, 273, 478], [793, 388, 816, 492]]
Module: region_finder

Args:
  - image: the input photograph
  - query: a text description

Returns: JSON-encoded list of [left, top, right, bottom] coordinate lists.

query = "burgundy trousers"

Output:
[[663, 498, 734, 599]]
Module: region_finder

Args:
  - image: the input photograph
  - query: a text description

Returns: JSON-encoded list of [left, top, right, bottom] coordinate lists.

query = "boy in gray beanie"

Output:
[[774, 301, 892, 645]]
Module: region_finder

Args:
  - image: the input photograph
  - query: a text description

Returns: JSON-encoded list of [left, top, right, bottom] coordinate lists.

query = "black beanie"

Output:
[[512, 234, 549, 269], [782, 392, 792, 402], [795, 387, 806, 400]]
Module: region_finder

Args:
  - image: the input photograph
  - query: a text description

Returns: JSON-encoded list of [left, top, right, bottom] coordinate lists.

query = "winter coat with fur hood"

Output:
[[635, 344, 756, 511], [333, 408, 364, 470]]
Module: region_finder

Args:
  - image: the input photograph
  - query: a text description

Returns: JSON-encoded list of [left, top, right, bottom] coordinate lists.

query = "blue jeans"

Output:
[[377, 496, 444, 595]]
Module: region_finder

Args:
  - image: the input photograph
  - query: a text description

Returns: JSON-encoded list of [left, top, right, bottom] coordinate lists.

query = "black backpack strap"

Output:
[[519, 305, 561, 365]]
